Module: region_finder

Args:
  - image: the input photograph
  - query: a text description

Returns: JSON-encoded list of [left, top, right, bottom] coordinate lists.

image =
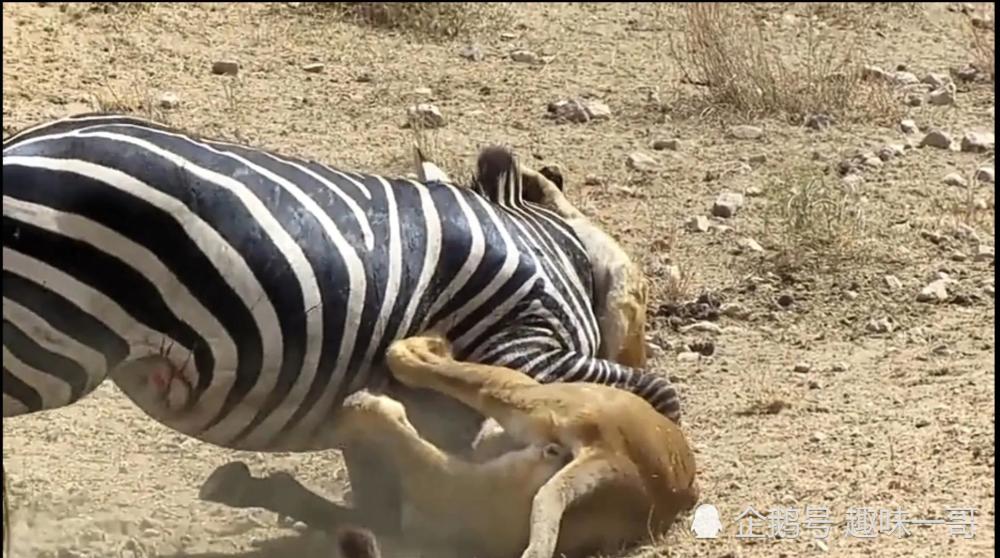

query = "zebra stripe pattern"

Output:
[[2, 113, 681, 452]]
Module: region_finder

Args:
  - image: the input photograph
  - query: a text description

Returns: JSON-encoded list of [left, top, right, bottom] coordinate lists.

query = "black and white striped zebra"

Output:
[[2, 112, 680, 455]]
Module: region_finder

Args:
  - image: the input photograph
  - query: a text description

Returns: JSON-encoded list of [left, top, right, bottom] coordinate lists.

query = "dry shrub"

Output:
[[763, 166, 869, 272], [306, 3, 514, 39], [668, 3, 897, 124], [964, 4, 995, 81]]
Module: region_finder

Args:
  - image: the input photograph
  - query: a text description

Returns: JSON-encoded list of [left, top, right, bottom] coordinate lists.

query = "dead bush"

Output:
[[762, 166, 869, 272], [668, 3, 898, 124], [964, 4, 995, 81], [306, 3, 513, 39]]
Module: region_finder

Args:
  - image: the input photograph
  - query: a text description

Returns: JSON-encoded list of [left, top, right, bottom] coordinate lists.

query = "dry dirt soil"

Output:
[[2, 3, 995, 558]]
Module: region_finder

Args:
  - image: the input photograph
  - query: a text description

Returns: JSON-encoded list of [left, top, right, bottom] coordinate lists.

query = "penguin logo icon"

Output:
[[691, 503, 723, 539]]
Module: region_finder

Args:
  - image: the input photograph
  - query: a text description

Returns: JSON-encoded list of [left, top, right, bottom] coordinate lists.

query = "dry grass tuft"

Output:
[[668, 3, 898, 124], [762, 165, 869, 273], [305, 3, 514, 40], [963, 4, 995, 81]]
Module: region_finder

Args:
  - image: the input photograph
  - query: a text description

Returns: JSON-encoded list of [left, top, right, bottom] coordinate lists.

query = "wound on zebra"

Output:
[[202, 333, 698, 558]]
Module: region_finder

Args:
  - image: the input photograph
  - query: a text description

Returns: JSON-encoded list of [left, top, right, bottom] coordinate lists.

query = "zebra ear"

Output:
[[538, 165, 565, 192], [412, 144, 452, 183]]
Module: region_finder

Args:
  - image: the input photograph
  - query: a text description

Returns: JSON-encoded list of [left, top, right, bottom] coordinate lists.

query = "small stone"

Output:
[[975, 245, 994, 263], [211, 60, 240, 76], [459, 44, 484, 61], [677, 351, 700, 363], [893, 71, 919, 85], [900, 119, 920, 135], [302, 63, 324, 73], [921, 230, 945, 245], [830, 362, 848, 372], [157, 92, 180, 109], [943, 172, 968, 187], [748, 154, 767, 166], [904, 92, 923, 107], [728, 125, 763, 140], [861, 155, 883, 169], [805, 113, 834, 130], [793, 362, 812, 373], [626, 152, 658, 172], [679, 321, 723, 335], [867, 317, 895, 333], [844, 290, 860, 300], [808, 380, 821, 390], [920, 129, 953, 149], [884, 275, 903, 290], [878, 144, 905, 161], [950, 251, 968, 262], [915, 419, 931, 428], [744, 185, 764, 197], [917, 279, 950, 303], [406, 103, 446, 129], [651, 138, 681, 151], [777, 293, 794, 307], [928, 84, 956, 106], [921, 72, 952, 89], [862, 65, 889, 81], [412, 87, 433, 96], [720, 303, 749, 320], [960, 132, 994, 153], [974, 166, 995, 184], [581, 100, 612, 120], [712, 191, 745, 218], [737, 237, 764, 253], [809, 431, 826, 443], [583, 174, 602, 186], [955, 65, 979, 82], [686, 215, 710, 233], [510, 49, 540, 64]]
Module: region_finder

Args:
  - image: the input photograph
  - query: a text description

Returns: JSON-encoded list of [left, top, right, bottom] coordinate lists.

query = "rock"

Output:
[[951, 251, 968, 262], [510, 49, 540, 64], [686, 215, 710, 233], [677, 351, 700, 363], [928, 84, 956, 106], [748, 154, 767, 166], [861, 155, 883, 169], [737, 237, 763, 253], [917, 279, 950, 303], [893, 71, 919, 85], [805, 113, 834, 130], [405, 103, 446, 129], [975, 245, 995, 263], [459, 44, 484, 61], [679, 321, 723, 335], [583, 174, 602, 186], [943, 172, 968, 187], [548, 99, 611, 123], [727, 125, 763, 140], [720, 303, 749, 320], [810, 432, 826, 443], [157, 92, 180, 109], [744, 185, 764, 197], [960, 132, 994, 153], [302, 63, 324, 73], [712, 192, 745, 218], [954, 65, 979, 82], [867, 317, 896, 334], [830, 362, 849, 372], [626, 152, 658, 172], [900, 119, 920, 135], [581, 100, 612, 120], [884, 275, 903, 290], [878, 144, 905, 161], [975, 166, 995, 184], [777, 293, 794, 307], [921, 72, 952, 89], [211, 60, 240, 76], [652, 138, 681, 151], [794, 362, 812, 373], [920, 129, 953, 149]]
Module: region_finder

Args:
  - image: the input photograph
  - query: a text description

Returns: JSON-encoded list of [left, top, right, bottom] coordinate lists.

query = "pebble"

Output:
[[960, 132, 994, 153], [510, 49, 540, 64], [943, 172, 968, 187], [211, 59, 240, 76], [727, 125, 763, 140], [406, 103, 446, 129], [900, 119, 920, 135], [975, 245, 994, 263], [810, 432, 826, 443], [920, 129, 953, 149], [917, 279, 950, 303], [951, 251, 968, 262], [686, 215, 710, 233], [679, 321, 723, 334], [748, 154, 767, 166], [548, 98, 611, 123], [736, 237, 764, 253], [904, 92, 923, 107], [652, 138, 681, 151], [712, 191, 745, 218], [867, 317, 895, 333], [777, 293, 794, 307], [830, 362, 849, 372], [581, 100, 612, 120], [921, 72, 952, 89], [744, 185, 764, 197], [720, 302, 749, 320], [459, 44, 484, 61], [805, 113, 833, 130], [878, 144, 905, 161], [927, 84, 956, 106], [157, 92, 180, 109], [975, 166, 994, 184], [862, 65, 890, 81], [893, 71, 919, 85], [794, 362, 812, 373], [627, 151, 659, 172], [677, 351, 700, 363], [884, 275, 903, 290], [302, 63, 324, 73]]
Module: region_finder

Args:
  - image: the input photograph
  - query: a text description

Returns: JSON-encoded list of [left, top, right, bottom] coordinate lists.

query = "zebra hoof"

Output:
[[199, 461, 253, 507]]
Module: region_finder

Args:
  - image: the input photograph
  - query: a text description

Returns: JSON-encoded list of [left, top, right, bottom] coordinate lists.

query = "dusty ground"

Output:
[[2, 2, 995, 558]]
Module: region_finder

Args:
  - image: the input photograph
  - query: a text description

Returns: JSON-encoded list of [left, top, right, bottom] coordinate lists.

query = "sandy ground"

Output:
[[2, 3, 995, 558]]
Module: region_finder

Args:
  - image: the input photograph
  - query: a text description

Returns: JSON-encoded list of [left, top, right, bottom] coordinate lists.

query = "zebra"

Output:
[[2, 112, 680, 530]]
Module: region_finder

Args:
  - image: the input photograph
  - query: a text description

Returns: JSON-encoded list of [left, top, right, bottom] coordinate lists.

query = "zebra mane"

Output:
[[472, 146, 525, 208]]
